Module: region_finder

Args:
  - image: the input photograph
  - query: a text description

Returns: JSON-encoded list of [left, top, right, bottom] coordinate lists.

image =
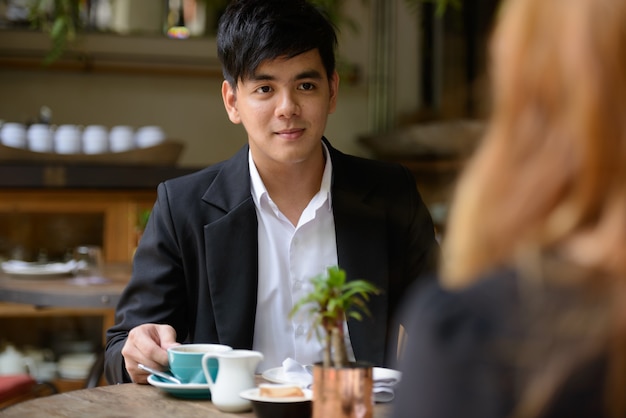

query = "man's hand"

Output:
[[121, 324, 180, 384]]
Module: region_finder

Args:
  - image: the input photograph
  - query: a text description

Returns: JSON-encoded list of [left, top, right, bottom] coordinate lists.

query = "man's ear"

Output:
[[222, 80, 241, 124], [328, 70, 340, 115]]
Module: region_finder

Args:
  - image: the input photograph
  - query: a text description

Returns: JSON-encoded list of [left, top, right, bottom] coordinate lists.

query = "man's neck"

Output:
[[256, 153, 326, 226]]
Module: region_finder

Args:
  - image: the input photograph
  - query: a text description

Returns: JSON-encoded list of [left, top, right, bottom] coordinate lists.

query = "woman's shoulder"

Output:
[[393, 270, 522, 418], [402, 269, 520, 350], [408, 268, 518, 313]]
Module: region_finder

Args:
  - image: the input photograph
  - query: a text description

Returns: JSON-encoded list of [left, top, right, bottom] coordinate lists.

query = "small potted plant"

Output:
[[134, 208, 151, 252], [290, 265, 380, 418]]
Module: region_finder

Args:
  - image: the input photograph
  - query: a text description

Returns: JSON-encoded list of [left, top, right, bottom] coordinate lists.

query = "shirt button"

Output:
[[295, 325, 305, 337], [293, 280, 303, 291]]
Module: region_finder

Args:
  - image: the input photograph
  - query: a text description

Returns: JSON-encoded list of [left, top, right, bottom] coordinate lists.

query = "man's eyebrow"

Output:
[[250, 69, 324, 82], [295, 69, 324, 80]]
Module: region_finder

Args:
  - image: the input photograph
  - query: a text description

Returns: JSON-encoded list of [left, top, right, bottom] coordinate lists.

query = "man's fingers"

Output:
[[122, 324, 178, 383]]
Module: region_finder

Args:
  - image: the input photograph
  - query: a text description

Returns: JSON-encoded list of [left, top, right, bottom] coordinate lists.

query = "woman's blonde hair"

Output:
[[442, 0, 626, 287]]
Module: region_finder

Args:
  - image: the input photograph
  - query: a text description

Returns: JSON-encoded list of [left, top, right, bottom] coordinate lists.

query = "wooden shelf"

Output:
[[0, 29, 223, 77], [0, 141, 185, 167]]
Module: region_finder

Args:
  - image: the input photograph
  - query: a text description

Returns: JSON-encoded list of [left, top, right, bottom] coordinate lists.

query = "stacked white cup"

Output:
[[1, 123, 27, 149], [82, 125, 109, 154], [54, 124, 82, 154], [109, 125, 135, 152], [135, 126, 166, 148], [27, 123, 54, 153]]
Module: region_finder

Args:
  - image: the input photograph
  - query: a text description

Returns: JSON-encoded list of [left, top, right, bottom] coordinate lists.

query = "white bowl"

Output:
[[57, 352, 96, 380]]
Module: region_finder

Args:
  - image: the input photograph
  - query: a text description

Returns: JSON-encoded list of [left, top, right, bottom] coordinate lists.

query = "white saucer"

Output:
[[261, 366, 295, 384], [147, 374, 211, 399], [261, 366, 312, 387], [373, 367, 402, 384], [262, 366, 401, 385]]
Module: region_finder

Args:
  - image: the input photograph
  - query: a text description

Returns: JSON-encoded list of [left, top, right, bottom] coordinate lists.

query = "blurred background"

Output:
[[0, 0, 499, 164]]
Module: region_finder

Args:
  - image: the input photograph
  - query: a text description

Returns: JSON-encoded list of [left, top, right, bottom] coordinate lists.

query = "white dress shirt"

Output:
[[249, 144, 354, 372]]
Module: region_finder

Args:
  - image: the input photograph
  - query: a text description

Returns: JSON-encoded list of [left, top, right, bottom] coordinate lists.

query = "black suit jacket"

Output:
[[105, 138, 439, 384]]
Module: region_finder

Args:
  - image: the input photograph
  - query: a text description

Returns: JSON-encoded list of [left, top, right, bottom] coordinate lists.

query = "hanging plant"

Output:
[[407, 0, 461, 16], [28, 0, 85, 65]]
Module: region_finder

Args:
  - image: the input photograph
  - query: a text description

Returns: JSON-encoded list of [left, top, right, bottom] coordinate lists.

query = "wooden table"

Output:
[[0, 263, 130, 309], [0, 263, 130, 335], [0, 382, 393, 417]]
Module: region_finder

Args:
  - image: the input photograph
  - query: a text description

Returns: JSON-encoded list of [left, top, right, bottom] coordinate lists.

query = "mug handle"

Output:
[[201, 353, 220, 389], [23, 357, 38, 378]]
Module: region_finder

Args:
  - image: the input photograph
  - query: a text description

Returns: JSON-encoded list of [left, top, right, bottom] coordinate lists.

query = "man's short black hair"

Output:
[[217, 0, 338, 87]]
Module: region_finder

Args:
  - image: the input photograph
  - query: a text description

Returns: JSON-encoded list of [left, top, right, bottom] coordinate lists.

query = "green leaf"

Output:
[[406, 0, 462, 16], [50, 16, 67, 40], [290, 265, 381, 367]]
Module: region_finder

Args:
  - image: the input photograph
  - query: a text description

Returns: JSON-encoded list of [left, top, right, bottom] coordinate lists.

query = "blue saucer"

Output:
[[147, 374, 211, 399]]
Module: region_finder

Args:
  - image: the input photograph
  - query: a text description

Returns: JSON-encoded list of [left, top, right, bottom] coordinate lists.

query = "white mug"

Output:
[[82, 125, 109, 154], [27, 123, 54, 152], [1, 122, 27, 149], [135, 125, 166, 148], [54, 124, 82, 154], [109, 125, 135, 152]]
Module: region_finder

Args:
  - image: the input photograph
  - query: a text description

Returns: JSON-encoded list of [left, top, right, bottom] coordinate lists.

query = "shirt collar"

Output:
[[249, 142, 333, 210]]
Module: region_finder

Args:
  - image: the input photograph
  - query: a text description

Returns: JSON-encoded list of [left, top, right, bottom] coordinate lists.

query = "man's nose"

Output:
[[275, 90, 300, 118]]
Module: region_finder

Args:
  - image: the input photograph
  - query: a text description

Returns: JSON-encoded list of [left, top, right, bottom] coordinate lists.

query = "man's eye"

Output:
[[299, 83, 315, 91], [256, 86, 272, 93]]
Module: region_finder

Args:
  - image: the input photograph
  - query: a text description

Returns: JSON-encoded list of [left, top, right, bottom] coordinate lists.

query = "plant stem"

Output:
[[331, 327, 348, 368], [323, 327, 332, 368]]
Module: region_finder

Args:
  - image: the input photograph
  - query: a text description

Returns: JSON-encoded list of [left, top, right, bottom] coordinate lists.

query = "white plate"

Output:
[[262, 366, 401, 386], [57, 353, 96, 379], [262, 366, 304, 385], [59, 368, 90, 380], [240, 387, 312, 403], [147, 374, 211, 399], [1, 260, 76, 277], [373, 367, 402, 384]]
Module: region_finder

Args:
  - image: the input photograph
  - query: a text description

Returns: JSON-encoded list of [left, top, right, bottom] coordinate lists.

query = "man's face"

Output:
[[222, 49, 339, 169]]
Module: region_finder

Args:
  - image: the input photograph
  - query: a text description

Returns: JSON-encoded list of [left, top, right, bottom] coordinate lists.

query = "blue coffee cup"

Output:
[[167, 343, 232, 384]]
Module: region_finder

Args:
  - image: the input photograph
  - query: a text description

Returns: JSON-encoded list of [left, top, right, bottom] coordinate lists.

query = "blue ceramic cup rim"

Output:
[[167, 344, 232, 384]]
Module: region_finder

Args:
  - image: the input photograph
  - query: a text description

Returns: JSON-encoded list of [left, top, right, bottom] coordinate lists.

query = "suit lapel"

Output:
[[202, 146, 259, 349]]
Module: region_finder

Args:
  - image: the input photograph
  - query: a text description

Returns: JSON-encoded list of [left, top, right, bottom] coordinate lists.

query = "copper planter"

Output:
[[312, 362, 374, 418]]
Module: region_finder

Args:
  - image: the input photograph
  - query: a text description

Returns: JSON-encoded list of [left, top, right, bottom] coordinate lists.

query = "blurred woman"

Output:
[[392, 0, 626, 417]]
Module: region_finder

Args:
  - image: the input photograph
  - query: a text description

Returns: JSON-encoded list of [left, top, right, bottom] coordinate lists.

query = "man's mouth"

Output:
[[275, 128, 305, 139]]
